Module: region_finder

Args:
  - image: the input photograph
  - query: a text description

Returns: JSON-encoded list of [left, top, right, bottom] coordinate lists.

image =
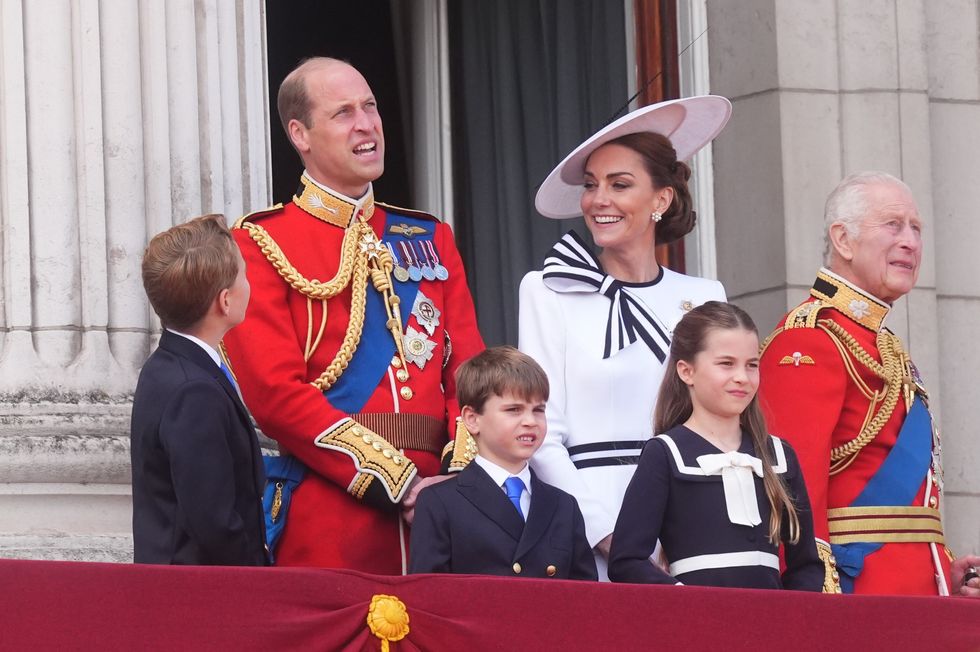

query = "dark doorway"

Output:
[[265, 0, 412, 206]]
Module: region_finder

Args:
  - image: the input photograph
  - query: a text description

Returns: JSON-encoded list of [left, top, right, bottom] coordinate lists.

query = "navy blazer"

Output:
[[408, 462, 597, 580], [130, 330, 267, 565]]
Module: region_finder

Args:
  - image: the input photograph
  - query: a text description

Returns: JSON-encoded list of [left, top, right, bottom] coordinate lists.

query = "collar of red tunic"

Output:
[[293, 172, 376, 228], [810, 267, 890, 332]]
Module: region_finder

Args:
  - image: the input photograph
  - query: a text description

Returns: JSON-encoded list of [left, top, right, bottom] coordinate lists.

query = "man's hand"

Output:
[[401, 474, 454, 525], [951, 554, 980, 597]]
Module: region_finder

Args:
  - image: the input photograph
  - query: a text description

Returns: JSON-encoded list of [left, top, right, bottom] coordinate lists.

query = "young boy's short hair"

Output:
[[455, 346, 549, 413], [141, 214, 238, 331]]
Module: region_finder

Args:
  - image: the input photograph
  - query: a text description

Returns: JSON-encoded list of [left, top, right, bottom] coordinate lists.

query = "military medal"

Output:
[[411, 290, 441, 336], [413, 242, 437, 281], [387, 243, 410, 282], [403, 325, 436, 369], [425, 240, 450, 281], [400, 241, 423, 282]]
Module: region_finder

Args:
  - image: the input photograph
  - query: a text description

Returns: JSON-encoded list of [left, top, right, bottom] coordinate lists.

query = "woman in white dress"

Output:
[[519, 96, 731, 579]]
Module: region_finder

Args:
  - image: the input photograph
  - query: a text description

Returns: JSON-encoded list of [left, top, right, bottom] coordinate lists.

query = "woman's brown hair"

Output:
[[604, 131, 696, 244], [653, 301, 801, 544]]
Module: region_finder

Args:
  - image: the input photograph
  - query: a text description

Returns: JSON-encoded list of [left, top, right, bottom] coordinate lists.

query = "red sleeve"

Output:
[[759, 325, 847, 543]]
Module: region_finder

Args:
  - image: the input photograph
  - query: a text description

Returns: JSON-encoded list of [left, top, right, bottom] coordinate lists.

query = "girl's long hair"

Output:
[[653, 301, 801, 544]]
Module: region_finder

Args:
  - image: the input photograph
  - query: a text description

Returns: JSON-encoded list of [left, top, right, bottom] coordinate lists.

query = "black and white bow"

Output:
[[542, 231, 672, 361]]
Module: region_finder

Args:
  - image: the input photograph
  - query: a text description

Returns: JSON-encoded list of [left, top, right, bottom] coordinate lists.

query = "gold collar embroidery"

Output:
[[294, 172, 376, 228], [810, 268, 890, 332]]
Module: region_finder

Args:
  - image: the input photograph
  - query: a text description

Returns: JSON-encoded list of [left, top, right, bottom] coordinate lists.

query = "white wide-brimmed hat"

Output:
[[535, 95, 732, 219]]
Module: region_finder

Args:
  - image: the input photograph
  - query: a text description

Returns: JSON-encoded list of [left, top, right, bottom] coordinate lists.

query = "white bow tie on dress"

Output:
[[696, 451, 764, 527]]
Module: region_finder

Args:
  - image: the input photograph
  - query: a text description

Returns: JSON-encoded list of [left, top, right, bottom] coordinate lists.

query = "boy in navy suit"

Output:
[[131, 214, 267, 565], [408, 346, 597, 580]]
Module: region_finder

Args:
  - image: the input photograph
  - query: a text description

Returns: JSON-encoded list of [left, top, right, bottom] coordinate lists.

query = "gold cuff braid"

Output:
[[816, 540, 842, 594], [315, 419, 416, 502], [446, 417, 478, 472]]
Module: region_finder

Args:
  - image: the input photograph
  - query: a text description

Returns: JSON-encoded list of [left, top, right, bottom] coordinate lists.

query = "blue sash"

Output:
[[261, 454, 306, 562], [323, 211, 433, 413], [832, 396, 932, 592]]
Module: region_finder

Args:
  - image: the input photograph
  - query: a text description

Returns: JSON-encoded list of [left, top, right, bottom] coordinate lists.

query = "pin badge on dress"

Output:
[[403, 325, 437, 369], [411, 290, 441, 336]]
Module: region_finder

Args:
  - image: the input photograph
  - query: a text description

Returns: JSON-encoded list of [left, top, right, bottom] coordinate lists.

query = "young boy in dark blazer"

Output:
[[409, 346, 597, 580], [131, 214, 267, 565]]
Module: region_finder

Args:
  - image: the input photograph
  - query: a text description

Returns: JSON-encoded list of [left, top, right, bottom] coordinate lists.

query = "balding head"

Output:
[[277, 57, 348, 136]]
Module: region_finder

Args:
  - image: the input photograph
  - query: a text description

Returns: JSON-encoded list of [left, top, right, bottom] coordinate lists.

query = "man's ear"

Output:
[[461, 405, 480, 435], [676, 359, 695, 386], [287, 118, 310, 154], [216, 288, 231, 317], [829, 222, 855, 262]]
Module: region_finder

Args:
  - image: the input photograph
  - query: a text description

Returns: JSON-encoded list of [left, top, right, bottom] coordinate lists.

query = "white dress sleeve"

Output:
[[518, 272, 617, 547]]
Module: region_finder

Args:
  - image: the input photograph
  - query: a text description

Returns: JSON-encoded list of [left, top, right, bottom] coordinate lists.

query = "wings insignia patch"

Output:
[[388, 223, 429, 238], [779, 351, 815, 367]]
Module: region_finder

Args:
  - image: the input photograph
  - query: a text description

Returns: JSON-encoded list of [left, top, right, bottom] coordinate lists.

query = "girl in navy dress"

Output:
[[608, 301, 823, 590]]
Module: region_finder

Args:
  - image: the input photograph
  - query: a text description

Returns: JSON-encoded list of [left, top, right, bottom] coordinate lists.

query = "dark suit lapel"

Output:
[[159, 331, 253, 427], [456, 464, 525, 542], [159, 331, 266, 499], [514, 471, 559, 560]]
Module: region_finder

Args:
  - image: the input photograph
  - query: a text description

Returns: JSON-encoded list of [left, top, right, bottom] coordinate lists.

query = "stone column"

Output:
[[926, 0, 980, 556], [704, 0, 978, 556], [0, 0, 270, 560]]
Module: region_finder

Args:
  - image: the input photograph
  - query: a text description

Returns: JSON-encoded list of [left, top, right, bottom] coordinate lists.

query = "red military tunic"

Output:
[[223, 174, 484, 573], [759, 268, 951, 595]]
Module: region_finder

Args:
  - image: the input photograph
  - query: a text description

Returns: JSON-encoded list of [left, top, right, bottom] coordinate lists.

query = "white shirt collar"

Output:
[[166, 328, 222, 367], [474, 455, 532, 494]]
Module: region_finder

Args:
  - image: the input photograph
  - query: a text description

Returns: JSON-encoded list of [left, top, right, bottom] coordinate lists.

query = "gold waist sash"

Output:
[[827, 505, 945, 545]]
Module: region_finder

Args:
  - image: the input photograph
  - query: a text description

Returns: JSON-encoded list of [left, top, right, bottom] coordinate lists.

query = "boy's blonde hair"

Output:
[[455, 346, 549, 413], [141, 214, 238, 331]]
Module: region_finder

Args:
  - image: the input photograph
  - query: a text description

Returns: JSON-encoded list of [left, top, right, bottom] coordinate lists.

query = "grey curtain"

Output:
[[449, 0, 629, 346]]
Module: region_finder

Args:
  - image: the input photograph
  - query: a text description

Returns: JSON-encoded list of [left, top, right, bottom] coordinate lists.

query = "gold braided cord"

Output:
[[311, 299, 328, 361], [244, 214, 409, 391], [818, 319, 907, 466], [241, 220, 363, 300], [310, 253, 369, 391]]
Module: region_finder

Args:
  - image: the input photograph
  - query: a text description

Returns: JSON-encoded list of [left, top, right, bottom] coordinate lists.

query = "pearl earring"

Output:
[[651, 211, 662, 223]]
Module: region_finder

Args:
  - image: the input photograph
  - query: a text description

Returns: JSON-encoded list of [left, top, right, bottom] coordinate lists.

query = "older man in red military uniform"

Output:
[[223, 57, 484, 573], [760, 171, 980, 596]]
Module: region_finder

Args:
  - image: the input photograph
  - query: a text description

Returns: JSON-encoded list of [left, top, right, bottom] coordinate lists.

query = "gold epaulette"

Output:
[[444, 417, 478, 472], [815, 539, 842, 593], [759, 300, 826, 355], [784, 299, 826, 330], [376, 201, 441, 223], [233, 203, 285, 229], [315, 418, 417, 502]]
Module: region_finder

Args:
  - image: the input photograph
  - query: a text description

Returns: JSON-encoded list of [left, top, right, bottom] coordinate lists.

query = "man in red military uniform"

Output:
[[223, 57, 484, 573], [760, 171, 980, 596]]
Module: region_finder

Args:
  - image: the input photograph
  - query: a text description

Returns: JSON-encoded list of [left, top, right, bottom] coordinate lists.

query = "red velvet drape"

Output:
[[2, 559, 978, 651]]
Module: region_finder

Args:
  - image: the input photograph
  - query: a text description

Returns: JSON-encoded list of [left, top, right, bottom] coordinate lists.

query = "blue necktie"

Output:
[[219, 360, 239, 392], [503, 476, 525, 519]]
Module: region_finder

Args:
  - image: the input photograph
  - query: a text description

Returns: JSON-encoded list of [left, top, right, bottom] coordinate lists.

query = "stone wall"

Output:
[[707, 0, 980, 556], [0, 0, 270, 560]]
